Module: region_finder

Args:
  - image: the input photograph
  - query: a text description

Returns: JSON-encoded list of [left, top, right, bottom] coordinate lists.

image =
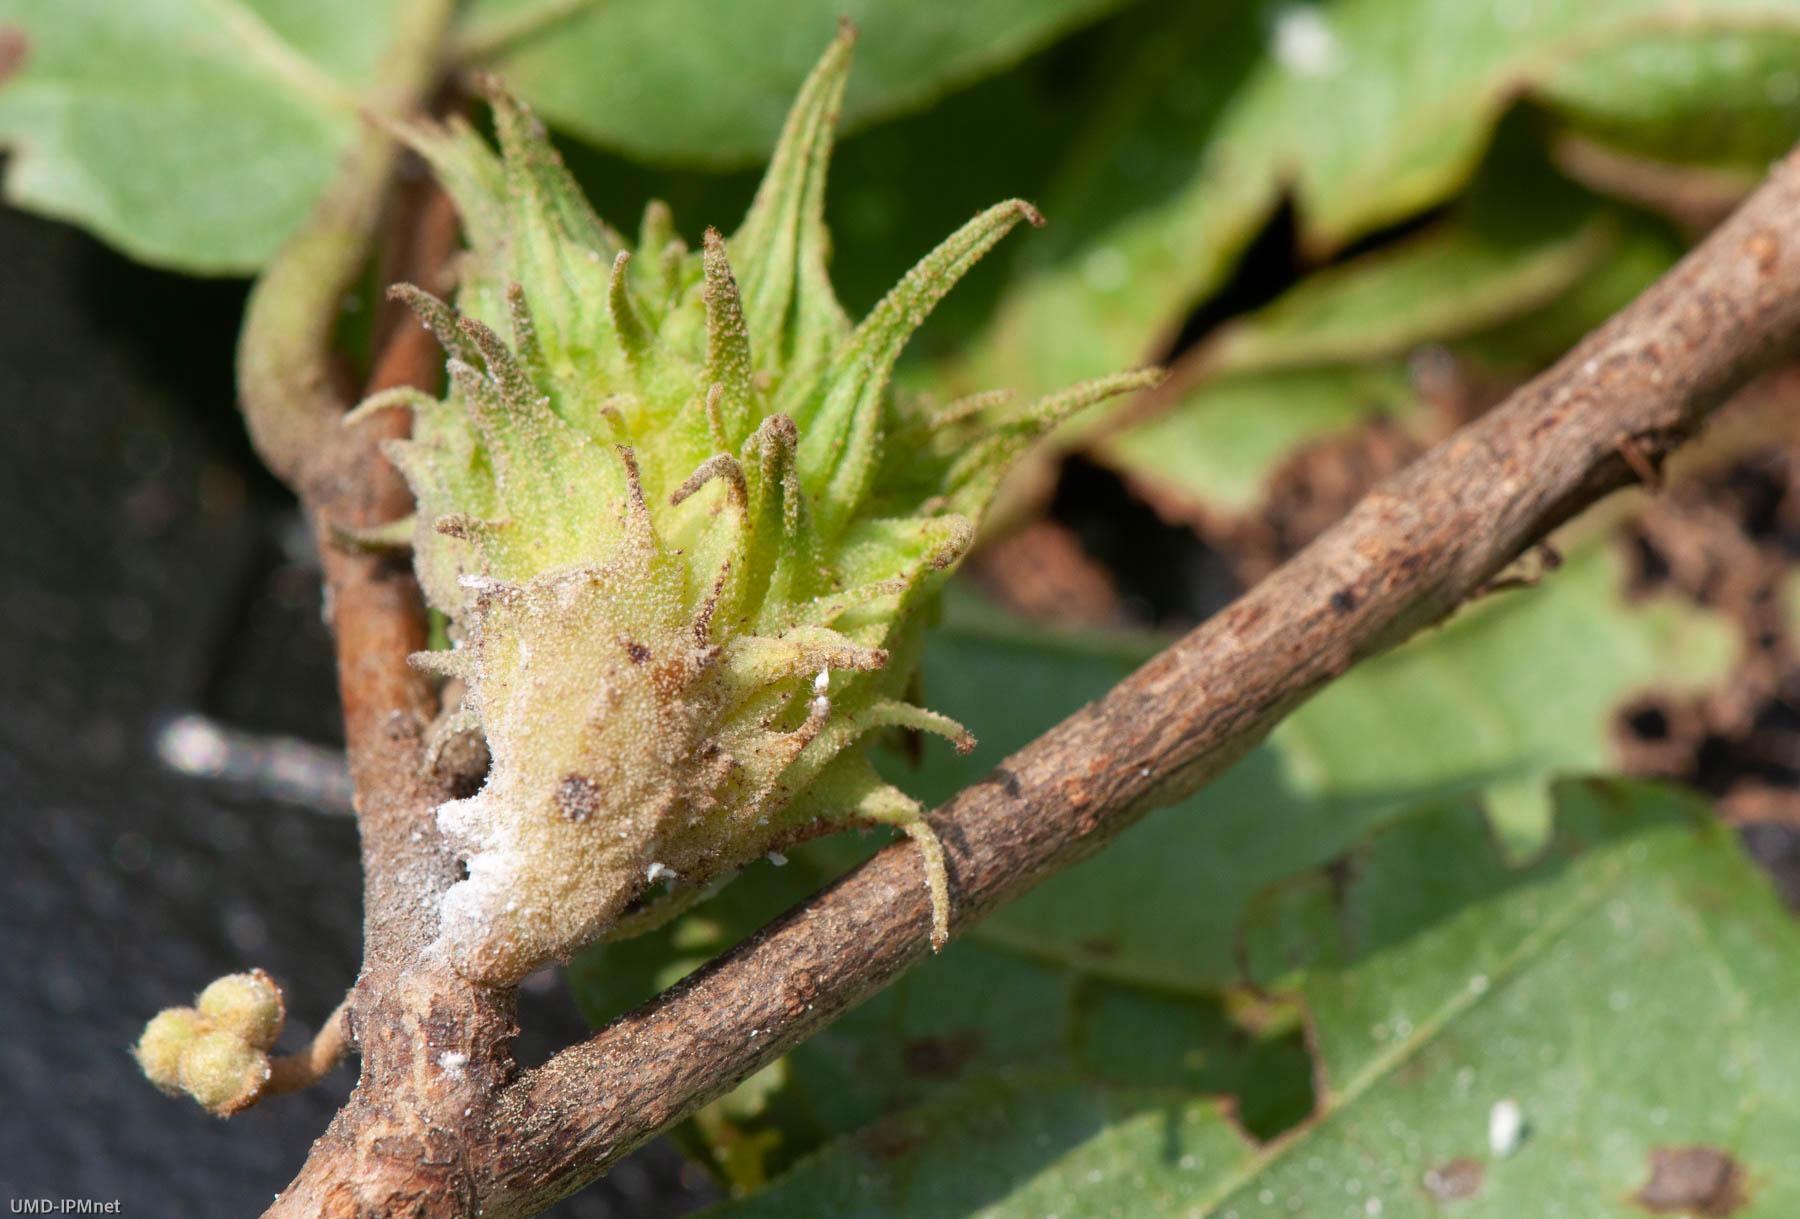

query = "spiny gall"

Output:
[[361, 25, 1158, 985]]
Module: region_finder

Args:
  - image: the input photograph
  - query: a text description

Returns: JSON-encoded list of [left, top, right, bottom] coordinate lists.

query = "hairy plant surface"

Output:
[[366, 30, 1154, 984]]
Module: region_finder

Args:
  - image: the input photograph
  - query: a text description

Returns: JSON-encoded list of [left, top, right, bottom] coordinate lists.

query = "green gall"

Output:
[[196, 968, 285, 1051], [369, 26, 1159, 985], [135, 1006, 203, 1095], [178, 1030, 271, 1116]]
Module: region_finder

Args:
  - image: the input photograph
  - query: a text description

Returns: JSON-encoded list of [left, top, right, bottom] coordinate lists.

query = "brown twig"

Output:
[[265, 998, 354, 1097], [256, 127, 1800, 1216]]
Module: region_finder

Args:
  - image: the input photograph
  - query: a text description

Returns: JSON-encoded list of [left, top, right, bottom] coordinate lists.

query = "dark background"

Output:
[[0, 205, 714, 1217]]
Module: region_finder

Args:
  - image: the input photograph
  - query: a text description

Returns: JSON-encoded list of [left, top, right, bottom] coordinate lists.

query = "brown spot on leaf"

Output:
[[901, 1032, 983, 1080], [1323, 854, 1360, 913], [858, 1121, 924, 1165], [554, 774, 603, 823], [625, 640, 652, 664], [1079, 937, 1120, 959], [0, 26, 28, 86], [1422, 1158, 1484, 1202], [1632, 1146, 1748, 1216]]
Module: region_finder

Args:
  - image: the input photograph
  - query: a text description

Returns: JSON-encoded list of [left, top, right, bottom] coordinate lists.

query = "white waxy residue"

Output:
[[1271, 7, 1340, 76], [1489, 1097, 1525, 1157]]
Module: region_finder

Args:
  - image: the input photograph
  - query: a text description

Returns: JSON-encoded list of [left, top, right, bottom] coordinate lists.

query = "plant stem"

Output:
[[235, 0, 457, 497], [265, 998, 353, 1096]]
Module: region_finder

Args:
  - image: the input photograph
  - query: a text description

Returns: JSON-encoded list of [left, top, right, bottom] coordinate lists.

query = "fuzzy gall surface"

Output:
[[134, 971, 285, 1115], [368, 29, 1156, 985]]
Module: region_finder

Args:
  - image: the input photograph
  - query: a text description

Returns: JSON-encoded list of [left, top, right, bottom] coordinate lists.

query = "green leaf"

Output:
[[570, 838, 1314, 1190], [1199, 144, 1616, 377], [1539, 25, 1800, 172], [1092, 154, 1683, 522], [705, 782, 1800, 1218], [916, 538, 1736, 990], [0, 0, 406, 272], [969, 0, 1800, 397], [1455, 219, 1683, 372], [1099, 364, 1422, 517], [458, 0, 1136, 166]]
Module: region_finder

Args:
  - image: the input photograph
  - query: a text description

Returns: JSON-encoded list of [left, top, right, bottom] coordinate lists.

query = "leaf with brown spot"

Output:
[[0, 25, 28, 85], [1634, 1146, 1750, 1217], [901, 1032, 984, 1081], [705, 783, 1800, 1219], [1423, 1157, 1486, 1203], [932, 539, 1734, 987]]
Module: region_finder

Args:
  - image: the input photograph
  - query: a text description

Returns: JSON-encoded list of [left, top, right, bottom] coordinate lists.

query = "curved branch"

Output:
[[235, 0, 456, 499], [265, 997, 353, 1097], [473, 145, 1800, 1216]]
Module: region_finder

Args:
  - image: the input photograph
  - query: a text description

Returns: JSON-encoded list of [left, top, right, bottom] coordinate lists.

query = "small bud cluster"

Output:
[[134, 970, 285, 1115], [363, 26, 1158, 985]]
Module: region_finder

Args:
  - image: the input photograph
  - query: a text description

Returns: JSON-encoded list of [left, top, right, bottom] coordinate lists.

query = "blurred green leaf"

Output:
[[0, 0, 405, 271], [460, 0, 1135, 166], [1094, 214, 1679, 524], [912, 539, 1735, 990], [1200, 139, 1614, 377], [970, 0, 1800, 397], [705, 782, 1800, 1218], [570, 801, 1313, 1190], [1091, 141, 1684, 523], [0, 0, 1117, 274], [1457, 219, 1682, 371], [1539, 25, 1800, 171], [972, 543, 1742, 986], [1099, 364, 1422, 517]]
